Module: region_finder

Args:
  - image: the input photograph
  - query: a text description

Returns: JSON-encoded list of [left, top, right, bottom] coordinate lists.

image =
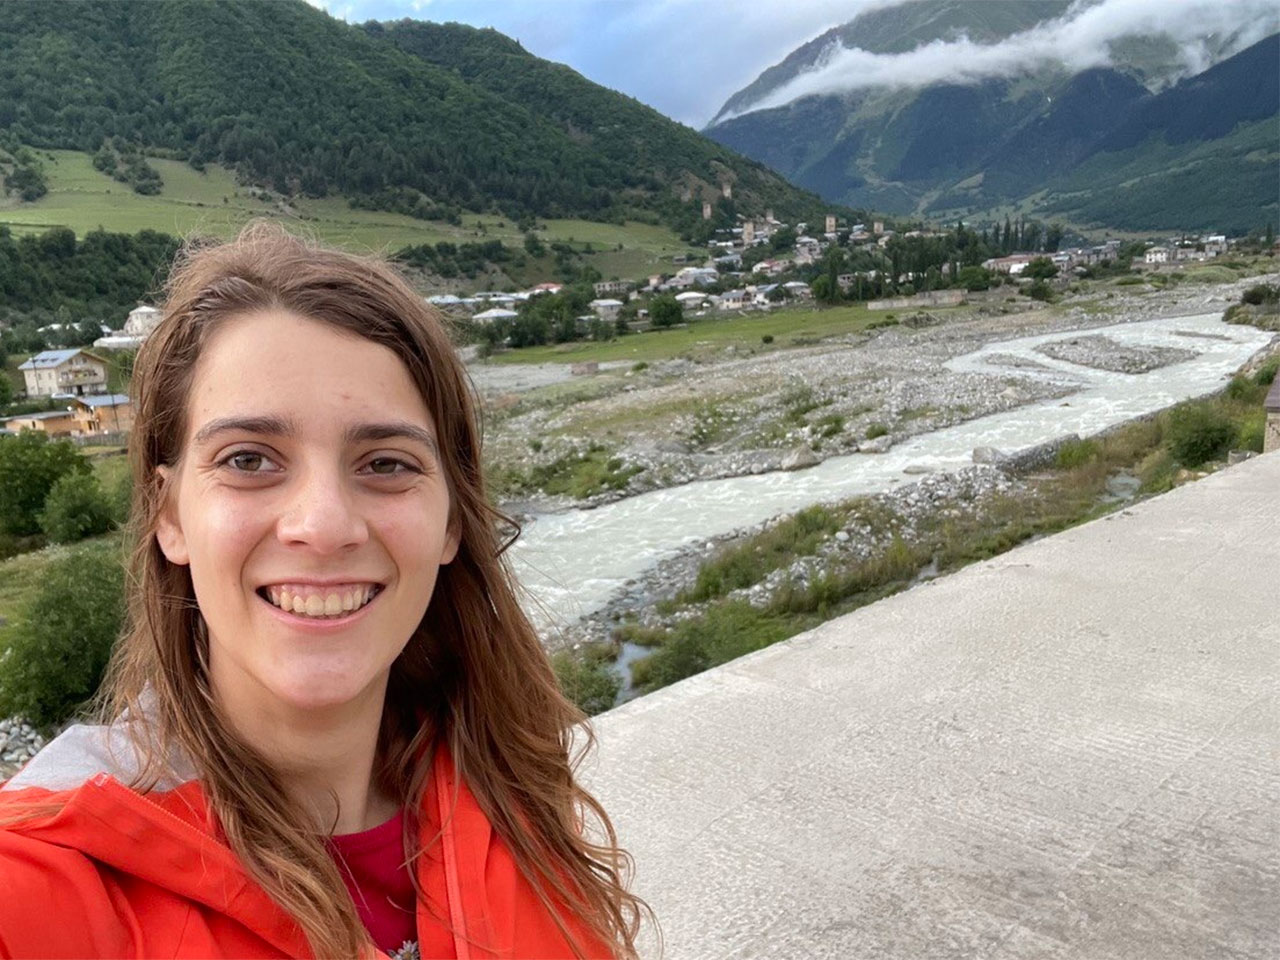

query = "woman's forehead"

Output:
[[184, 309, 436, 443]]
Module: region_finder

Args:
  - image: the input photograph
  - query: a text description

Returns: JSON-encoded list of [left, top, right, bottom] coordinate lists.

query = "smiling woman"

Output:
[[0, 224, 649, 959]]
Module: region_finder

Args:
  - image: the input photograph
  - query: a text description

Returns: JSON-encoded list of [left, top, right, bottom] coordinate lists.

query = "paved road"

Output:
[[582, 452, 1279, 959]]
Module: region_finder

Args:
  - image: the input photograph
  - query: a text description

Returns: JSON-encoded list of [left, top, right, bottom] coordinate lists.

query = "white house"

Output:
[[675, 291, 709, 308], [472, 308, 518, 324], [781, 281, 812, 299], [589, 298, 624, 321], [1144, 247, 1170, 264], [751, 284, 779, 306], [717, 289, 747, 310], [19, 348, 110, 398], [94, 303, 162, 351], [751, 260, 784, 278]]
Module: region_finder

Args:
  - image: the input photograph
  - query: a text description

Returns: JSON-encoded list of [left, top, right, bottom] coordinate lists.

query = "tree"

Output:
[[39, 471, 116, 544], [649, 294, 682, 329], [957, 266, 991, 292], [0, 432, 92, 535], [1024, 257, 1058, 280], [0, 376, 11, 406], [810, 275, 836, 303], [0, 541, 125, 728]]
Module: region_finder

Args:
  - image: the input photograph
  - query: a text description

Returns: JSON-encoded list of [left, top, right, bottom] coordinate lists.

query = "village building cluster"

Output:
[[1, 345, 134, 439]]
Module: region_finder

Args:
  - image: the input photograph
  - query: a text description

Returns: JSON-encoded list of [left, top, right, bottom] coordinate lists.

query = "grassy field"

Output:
[[0, 149, 690, 265], [484, 302, 945, 365]]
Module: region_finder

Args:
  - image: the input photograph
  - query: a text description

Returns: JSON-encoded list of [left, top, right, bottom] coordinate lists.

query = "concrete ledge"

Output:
[[583, 452, 1280, 959]]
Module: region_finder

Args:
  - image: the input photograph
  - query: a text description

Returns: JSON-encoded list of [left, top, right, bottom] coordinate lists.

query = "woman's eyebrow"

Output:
[[193, 415, 297, 446], [345, 421, 440, 458]]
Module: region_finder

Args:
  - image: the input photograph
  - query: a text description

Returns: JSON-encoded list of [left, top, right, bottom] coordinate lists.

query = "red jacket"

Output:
[[0, 724, 612, 959]]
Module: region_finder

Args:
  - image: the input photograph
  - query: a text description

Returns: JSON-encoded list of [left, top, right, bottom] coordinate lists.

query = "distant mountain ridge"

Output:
[[0, 1, 838, 236], [704, 0, 1279, 232]]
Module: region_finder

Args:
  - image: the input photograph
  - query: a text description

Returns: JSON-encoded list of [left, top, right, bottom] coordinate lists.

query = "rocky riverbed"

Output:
[[475, 275, 1272, 514], [1034, 334, 1198, 373]]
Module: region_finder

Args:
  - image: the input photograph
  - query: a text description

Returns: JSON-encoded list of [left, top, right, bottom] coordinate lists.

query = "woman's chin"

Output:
[[265, 671, 386, 715]]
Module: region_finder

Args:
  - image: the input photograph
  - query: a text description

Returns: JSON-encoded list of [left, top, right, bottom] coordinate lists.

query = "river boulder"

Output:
[[781, 445, 820, 471]]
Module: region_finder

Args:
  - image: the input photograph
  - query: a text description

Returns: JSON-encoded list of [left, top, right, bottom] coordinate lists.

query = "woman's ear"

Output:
[[441, 518, 460, 566], [154, 465, 190, 566]]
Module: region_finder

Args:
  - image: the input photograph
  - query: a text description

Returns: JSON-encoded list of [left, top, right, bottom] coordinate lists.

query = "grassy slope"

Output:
[[0, 149, 690, 268]]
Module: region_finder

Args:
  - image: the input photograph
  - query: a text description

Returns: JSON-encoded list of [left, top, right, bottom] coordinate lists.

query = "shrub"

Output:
[[1165, 404, 1234, 467], [1026, 279, 1053, 301], [630, 602, 792, 693], [1055, 438, 1100, 469], [1224, 375, 1257, 403], [1136, 448, 1177, 494], [550, 649, 620, 716], [39, 472, 115, 544], [0, 433, 92, 536], [1236, 412, 1266, 453], [761, 334, 774, 344], [865, 423, 889, 439], [1241, 283, 1279, 306], [0, 542, 126, 728], [1254, 355, 1279, 386]]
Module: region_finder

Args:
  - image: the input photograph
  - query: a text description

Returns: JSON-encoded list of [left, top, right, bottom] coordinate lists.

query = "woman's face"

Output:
[[156, 309, 458, 719]]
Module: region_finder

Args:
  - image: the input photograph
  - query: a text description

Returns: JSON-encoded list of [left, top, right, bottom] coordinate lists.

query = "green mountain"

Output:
[[0, 0, 838, 236], [705, 0, 1278, 233]]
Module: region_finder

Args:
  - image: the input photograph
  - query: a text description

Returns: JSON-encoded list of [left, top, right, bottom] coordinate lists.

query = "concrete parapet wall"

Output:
[[584, 452, 1280, 960]]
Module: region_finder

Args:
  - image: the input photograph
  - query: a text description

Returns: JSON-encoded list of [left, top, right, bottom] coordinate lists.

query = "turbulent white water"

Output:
[[510, 314, 1273, 630]]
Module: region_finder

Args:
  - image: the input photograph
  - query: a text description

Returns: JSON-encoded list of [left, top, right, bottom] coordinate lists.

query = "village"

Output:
[[0, 204, 1261, 445]]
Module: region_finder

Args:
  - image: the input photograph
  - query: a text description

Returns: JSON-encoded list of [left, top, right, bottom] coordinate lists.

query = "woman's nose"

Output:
[[275, 467, 369, 553]]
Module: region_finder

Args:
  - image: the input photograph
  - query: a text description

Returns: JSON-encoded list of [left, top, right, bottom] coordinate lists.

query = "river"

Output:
[[509, 313, 1273, 631]]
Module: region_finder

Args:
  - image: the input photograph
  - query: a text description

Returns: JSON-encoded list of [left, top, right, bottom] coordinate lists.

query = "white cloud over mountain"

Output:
[[723, 0, 1279, 121]]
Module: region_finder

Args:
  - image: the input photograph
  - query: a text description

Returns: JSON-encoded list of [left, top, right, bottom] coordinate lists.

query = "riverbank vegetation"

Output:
[[548, 357, 1279, 709]]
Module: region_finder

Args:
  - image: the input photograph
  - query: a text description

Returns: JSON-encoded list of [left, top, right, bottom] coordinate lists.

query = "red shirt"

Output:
[[329, 809, 417, 954]]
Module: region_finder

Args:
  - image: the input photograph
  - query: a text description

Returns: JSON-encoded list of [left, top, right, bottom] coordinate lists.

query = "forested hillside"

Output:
[[0, 1, 836, 232]]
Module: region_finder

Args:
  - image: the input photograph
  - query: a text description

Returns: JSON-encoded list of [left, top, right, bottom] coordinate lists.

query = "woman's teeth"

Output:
[[264, 584, 379, 619]]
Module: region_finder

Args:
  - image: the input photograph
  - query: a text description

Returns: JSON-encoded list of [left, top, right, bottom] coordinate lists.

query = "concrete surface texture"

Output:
[[582, 452, 1279, 959]]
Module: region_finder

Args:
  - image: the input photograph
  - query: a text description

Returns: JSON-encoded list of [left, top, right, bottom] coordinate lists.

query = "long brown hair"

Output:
[[100, 222, 650, 958]]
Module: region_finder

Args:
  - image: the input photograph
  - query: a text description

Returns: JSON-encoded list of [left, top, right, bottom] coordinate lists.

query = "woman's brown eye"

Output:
[[368, 458, 401, 475], [231, 453, 264, 472]]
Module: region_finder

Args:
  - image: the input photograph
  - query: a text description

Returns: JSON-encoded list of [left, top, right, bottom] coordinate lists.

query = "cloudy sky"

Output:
[[308, 0, 881, 128], [310, 0, 1278, 128]]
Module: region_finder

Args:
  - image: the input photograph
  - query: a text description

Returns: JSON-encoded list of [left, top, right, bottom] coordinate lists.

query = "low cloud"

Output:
[[721, 0, 1279, 122]]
